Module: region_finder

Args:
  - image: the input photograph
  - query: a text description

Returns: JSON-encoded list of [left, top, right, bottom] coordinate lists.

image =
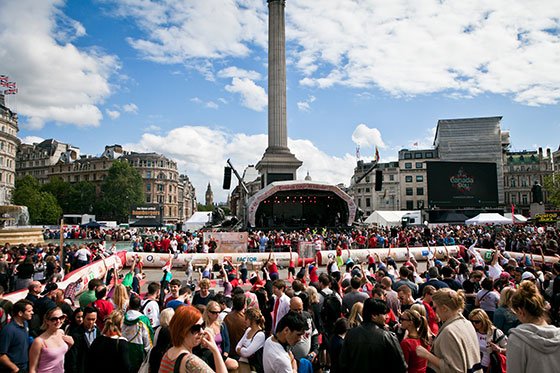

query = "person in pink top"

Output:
[[29, 307, 74, 373]]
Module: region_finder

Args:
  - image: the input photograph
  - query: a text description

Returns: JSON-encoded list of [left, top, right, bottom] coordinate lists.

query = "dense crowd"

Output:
[[0, 223, 559, 372]]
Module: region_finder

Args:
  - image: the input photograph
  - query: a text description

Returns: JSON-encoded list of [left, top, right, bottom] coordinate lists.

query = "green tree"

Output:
[[197, 203, 214, 212], [98, 160, 143, 222], [42, 177, 73, 212], [69, 181, 97, 214], [544, 174, 560, 208], [12, 176, 62, 224]]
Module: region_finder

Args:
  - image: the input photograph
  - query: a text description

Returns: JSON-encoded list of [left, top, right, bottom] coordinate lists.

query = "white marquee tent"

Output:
[[504, 213, 528, 223], [465, 213, 511, 225], [365, 210, 418, 227], [182, 211, 212, 231]]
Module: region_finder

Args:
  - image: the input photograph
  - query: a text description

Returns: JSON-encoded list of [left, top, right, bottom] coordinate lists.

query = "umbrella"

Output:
[[80, 221, 103, 229]]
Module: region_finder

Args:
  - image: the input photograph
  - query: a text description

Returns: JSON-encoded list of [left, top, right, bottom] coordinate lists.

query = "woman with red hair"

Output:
[[159, 306, 227, 373]]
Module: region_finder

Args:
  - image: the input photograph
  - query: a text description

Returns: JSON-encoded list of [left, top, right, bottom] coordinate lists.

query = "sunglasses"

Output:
[[470, 319, 482, 324], [49, 315, 66, 322], [400, 317, 411, 322], [190, 322, 206, 334], [208, 310, 220, 315]]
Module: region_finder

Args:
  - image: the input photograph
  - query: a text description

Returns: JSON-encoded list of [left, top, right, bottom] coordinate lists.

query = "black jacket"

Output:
[[340, 322, 407, 372], [65, 325, 99, 373]]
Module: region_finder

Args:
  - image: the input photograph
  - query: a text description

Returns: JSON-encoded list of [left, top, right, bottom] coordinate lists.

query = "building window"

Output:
[[366, 198, 371, 207], [405, 162, 412, 169], [417, 200, 424, 209], [146, 194, 151, 203], [511, 195, 516, 204], [415, 162, 423, 169], [416, 187, 424, 195], [404, 153, 412, 159], [389, 175, 394, 181], [510, 178, 516, 187], [406, 188, 413, 196], [365, 188, 370, 193], [416, 175, 424, 182], [425, 152, 433, 158], [146, 183, 151, 192], [157, 184, 164, 192], [405, 176, 413, 182], [365, 177, 370, 183], [414, 153, 422, 159], [406, 200, 414, 209], [357, 199, 362, 208], [522, 194, 528, 205]]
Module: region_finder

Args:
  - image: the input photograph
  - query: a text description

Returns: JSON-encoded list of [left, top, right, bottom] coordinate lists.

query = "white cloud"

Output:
[[113, 0, 560, 106], [190, 97, 203, 104], [144, 124, 161, 132], [206, 101, 219, 109], [122, 103, 138, 113], [296, 95, 316, 111], [0, 0, 120, 129], [351, 124, 386, 149], [106, 109, 120, 120], [21, 136, 45, 145], [218, 66, 262, 80], [125, 125, 357, 202], [225, 77, 267, 111]]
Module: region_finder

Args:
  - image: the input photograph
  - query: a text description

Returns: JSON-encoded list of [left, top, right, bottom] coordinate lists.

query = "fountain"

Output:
[[0, 205, 45, 245]]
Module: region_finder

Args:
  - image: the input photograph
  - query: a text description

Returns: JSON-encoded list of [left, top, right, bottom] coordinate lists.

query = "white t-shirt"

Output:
[[141, 299, 160, 328], [263, 336, 292, 373], [76, 248, 90, 261]]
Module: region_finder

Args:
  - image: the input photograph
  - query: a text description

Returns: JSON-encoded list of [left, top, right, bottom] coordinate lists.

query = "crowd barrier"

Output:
[[5, 253, 124, 303], [124, 251, 300, 269]]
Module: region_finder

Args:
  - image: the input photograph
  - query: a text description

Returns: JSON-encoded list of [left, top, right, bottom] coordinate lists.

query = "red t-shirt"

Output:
[[400, 338, 429, 373], [268, 262, 278, 274], [93, 299, 114, 330], [422, 301, 439, 336]]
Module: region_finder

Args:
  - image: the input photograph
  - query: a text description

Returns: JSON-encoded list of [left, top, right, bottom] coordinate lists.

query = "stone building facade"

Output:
[[0, 94, 20, 205], [17, 139, 79, 183], [398, 148, 437, 211], [503, 148, 554, 215]]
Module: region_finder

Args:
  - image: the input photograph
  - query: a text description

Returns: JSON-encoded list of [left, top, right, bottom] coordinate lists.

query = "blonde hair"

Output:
[[202, 300, 222, 327], [432, 288, 465, 312], [306, 286, 320, 305], [468, 308, 492, 334], [410, 303, 427, 318], [498, 286, 515, 308], [103, 310, 124, 336], [159, 308, 175, 327], [348, 302, 363, 328], [112, 283, 129, 312], [402, 309, 430, 347]]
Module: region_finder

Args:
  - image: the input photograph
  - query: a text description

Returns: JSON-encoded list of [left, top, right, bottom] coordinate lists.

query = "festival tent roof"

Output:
[[465, 213, 511, 225], [365, 210, 418, 227], [183, 211, 212, 231], [504, 213, 528, 223]]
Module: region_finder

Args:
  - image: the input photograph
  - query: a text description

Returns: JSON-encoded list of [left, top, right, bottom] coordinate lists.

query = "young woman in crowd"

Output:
[[468, 308, 508, 372], [149, 308, 175, 373], [64, 308, 83, 336], [416, 289, 481, 372], [159, 306, 227, 373], [110, 283, 129, 313], [202, 301, 238, 371], [347, 302, 363, 328], [236, 307, 266, 373], [86, 310, 131, 373], [475, 278, 500, 320], [493, 286, 520, 335], [400, 309, 430, 373], [29, 307, 74, 373], [507, 281, 560, 373]]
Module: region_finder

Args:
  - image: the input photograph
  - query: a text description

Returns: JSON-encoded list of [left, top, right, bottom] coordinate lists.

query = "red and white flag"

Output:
[[0, 75, 7, 82], [4, 89, 17, 95], [5, 82, 16, 89]]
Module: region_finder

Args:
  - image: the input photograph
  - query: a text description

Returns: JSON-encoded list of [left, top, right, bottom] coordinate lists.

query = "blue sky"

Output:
[[1, 0, 560, 202]]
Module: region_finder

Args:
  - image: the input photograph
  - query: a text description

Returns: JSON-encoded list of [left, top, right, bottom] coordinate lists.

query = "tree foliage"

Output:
[[543, 174, 560, 208], [98, 160, 144, 222], [12, 176, 62, 224]]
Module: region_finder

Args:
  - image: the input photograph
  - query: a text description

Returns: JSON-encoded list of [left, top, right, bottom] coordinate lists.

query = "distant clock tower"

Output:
[[205, 182, 214, 208]]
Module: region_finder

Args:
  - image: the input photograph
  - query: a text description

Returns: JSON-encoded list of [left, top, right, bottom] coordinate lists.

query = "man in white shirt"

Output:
[[263, 311, 307, 373], [141, 282, 161, 328], [75, 245, 91, 268], [272, 279, 291, 333]]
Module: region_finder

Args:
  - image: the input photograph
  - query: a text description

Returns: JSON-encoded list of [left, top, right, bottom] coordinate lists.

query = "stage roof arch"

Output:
[[246, 181, 357, 227]]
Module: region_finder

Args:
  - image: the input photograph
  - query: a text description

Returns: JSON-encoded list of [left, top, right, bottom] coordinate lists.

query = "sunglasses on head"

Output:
[[190, 322, 206, 334], [49, 315, 66, 322]]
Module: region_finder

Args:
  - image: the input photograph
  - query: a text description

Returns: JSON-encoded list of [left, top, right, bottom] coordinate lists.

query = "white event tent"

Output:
[[465, 213, 512, 225], [183, 211, 212, 231], [365, 210, 418, 227], [503, 213, 528, 223]]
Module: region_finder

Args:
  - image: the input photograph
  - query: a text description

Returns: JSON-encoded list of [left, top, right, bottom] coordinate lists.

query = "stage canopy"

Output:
[[247, 181, 357, 228], [365, 210, 417, 227]]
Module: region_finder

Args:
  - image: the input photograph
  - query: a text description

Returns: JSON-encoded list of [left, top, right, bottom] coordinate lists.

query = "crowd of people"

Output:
[[0, 223, 558, 372]]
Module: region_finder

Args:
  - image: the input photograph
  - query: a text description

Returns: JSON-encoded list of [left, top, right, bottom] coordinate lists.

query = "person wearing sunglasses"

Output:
[[468, 309, 507, 373], [28, 306, 74, 373], [160, 306, 227, 373], [202, 301, 238, 371]]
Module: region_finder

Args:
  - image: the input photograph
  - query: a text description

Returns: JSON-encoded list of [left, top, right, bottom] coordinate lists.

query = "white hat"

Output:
[[521, 271, 536, 281]]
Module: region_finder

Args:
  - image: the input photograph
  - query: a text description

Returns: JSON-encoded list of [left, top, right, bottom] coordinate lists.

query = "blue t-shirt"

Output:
[[0, 320, 30, 370]]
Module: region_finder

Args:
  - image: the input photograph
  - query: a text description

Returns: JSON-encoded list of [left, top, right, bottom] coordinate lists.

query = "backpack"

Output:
[[488, 329, 507, 373], [320, 290, 342, 333], [247, 331, 265, 373]]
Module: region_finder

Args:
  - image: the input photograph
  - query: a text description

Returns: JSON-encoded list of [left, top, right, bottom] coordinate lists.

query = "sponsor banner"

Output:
[[533, 213, 558, 223], [126, 251, 298, 268], [298, 241, 316, 259], [203, 232, 249, 253]]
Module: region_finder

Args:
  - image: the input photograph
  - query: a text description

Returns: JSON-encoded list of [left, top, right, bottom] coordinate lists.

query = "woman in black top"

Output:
[[86, 310, 131, 373], [15, 256, 35, 290]]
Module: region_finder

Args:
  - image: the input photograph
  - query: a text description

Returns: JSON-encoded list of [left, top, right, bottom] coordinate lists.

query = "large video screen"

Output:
[[427, 162, 498, 208]]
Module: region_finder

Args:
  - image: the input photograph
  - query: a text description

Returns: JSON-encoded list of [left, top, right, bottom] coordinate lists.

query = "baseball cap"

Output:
[[521, 272, 536, 281]]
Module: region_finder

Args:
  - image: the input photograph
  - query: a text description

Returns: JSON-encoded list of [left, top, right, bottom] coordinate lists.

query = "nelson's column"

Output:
[[255, 0, 302, 187]]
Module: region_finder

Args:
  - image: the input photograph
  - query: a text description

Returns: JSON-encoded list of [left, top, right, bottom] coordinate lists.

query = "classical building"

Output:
[[0, 94, 20, 205], [17, 139, 79, 183], [18, 143, 196, 224], [398, 148, 438, 211], [503, 147, 554, 215]]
